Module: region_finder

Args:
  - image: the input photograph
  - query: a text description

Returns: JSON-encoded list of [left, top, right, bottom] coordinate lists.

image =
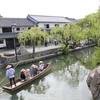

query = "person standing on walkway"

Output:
[[6, 65, 16, 88]]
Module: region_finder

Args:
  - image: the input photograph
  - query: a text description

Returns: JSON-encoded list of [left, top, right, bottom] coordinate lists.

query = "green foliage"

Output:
[[18, 26, 49, 57], [50, 22, 83, 52], [92, 47, 100, 66], [60, 44, 69, 54], [0, 14, 3, 18]]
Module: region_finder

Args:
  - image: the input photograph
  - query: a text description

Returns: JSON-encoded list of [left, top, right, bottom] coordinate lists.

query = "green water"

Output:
[[0, 47, 95, 100]]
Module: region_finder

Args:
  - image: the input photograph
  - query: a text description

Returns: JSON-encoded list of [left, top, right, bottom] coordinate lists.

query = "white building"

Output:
[[0, 15, 71, 49], [0, 18, 36, 49], [27, 15, 70, 32]]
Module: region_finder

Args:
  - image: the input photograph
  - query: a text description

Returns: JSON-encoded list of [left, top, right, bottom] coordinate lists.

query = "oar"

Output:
[[0, 60, 21, 85]]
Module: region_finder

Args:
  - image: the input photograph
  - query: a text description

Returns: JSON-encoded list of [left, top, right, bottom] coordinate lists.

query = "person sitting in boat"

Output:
[[34, 65, 39, 75], [6, 65, 16, 88], [25, 69, 30, 80], [30, 64, 35, 77], [20, 69, 26, 81], [39, 61, 45, 71]]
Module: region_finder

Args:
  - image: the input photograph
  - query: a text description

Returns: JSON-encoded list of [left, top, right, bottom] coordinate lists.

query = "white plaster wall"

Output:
[[38, 22, 66, 29], [0, 28, 2, 33], [38, 23, 44, 28], [16, 27, 29, 32]]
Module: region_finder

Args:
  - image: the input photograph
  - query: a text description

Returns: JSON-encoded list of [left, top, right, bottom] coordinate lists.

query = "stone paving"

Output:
[[0, 43, 61, 56]]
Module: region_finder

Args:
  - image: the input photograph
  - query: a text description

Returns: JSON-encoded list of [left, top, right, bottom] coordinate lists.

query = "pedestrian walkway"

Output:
[[0, 44, 61, 56]]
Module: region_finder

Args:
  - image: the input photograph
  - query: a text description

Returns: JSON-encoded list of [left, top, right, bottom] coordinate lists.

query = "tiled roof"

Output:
[[0, 18, 37, 27], [27, 15, 70, 23]]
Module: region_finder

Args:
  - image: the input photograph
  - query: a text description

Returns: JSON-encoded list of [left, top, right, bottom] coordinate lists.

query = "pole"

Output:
[[14, 33, 18, 62], [12, 24, 18, 62]]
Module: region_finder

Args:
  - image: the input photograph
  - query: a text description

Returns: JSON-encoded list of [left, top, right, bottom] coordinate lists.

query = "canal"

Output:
[[0, 47, 95, 100]]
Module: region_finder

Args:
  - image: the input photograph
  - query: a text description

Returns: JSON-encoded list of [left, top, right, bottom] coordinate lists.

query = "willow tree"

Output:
[[65, 22, 84, 47], [77, 9, 100, 44], [50, 25, 69, 53], [77, 8, 100, 66], [50, 23, 83, 54], [18, 26, 49, 58], [50, 26, 63, 43]]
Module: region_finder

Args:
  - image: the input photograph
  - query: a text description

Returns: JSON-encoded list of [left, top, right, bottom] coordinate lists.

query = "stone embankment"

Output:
[[86, 66, 100, 100], [0, 44, 96, 67], [10, 44, 96, 66]]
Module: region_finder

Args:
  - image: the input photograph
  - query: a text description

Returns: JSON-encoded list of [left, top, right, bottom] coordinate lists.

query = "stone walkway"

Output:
[[0, 44, 61, 56]]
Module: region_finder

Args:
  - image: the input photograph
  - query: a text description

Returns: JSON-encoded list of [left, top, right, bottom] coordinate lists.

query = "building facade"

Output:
[[27, 15, 70, 33], [0, 18, 36, 49], [0, 15, 72, 49]]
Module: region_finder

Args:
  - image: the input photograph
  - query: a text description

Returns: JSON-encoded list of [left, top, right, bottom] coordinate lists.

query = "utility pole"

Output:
[[11, 22, 18, 62]]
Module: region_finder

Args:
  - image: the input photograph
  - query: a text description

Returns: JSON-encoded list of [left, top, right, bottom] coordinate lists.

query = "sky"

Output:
[[0, 0, 99, 19]]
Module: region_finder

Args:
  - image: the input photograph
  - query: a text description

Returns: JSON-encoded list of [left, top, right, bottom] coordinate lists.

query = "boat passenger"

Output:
[[6, 65, 16, 87], [25, 69, 30, 80], [34, 65, 39, 75], [30, 64, 35, 76], [20, 69, 26, 81], [39, 61, 44, 71]]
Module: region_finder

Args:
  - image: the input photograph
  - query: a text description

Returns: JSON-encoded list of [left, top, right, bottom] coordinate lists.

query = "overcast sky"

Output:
[[0, 0, 99, 19]]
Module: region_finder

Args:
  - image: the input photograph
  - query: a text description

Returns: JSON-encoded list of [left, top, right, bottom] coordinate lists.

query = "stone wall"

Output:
[[86, 66, 100, 100], [3, 47, 61, 65]]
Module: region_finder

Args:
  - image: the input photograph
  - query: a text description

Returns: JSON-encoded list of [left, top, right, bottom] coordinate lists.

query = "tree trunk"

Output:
[[32, 41, 35, 58]]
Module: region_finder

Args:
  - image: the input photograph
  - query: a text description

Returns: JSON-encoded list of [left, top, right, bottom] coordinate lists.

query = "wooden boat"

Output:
[[2, 61, 51, 91]]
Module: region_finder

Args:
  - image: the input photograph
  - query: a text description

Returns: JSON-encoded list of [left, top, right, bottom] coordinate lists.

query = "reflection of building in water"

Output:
[[52, 61, 89, 87]]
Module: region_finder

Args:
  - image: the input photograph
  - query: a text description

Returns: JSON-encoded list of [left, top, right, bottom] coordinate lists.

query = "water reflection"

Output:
[[52, 62, 88, 87], [14, 62, 91, 100], [29, 79, 50, 94]]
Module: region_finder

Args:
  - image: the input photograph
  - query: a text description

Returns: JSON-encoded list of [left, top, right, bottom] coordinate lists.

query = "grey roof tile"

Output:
[[0, 18, 37, 27], [27, 15, 70, 23]]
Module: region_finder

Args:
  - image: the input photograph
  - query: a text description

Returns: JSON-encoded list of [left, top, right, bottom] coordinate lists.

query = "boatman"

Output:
[[6, 65, 16, 88]]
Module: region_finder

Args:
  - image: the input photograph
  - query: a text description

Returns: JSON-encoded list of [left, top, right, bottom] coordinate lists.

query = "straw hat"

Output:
[[26, 69, 30, 72], [32, 64, 35, 68], [34, 65, 38, 69], [6, 65, 11, 69], [21, 69, 26, 72], [39, 61, 44, 64]]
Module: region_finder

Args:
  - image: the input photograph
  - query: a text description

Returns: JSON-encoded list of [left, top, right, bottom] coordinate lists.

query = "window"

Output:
[[55, 24, 59, 27], [28, 27, 31, 30], [17, 28, 20, 31], [44, 24, 49, 28], [0, 40, 3, 43], [2, 27, 12, 33]]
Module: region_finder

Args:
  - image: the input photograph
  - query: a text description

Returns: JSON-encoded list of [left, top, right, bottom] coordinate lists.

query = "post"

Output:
[[11, 22, 18, 62]]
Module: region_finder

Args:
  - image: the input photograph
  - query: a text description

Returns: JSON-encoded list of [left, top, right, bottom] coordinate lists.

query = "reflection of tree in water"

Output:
[[29, 78, 50, 94], [52, 62, 88, 87], [55, 47, 94, 71]]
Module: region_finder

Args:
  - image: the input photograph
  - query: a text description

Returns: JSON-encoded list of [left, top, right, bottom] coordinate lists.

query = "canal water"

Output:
[[0, 47, 95, 100]]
